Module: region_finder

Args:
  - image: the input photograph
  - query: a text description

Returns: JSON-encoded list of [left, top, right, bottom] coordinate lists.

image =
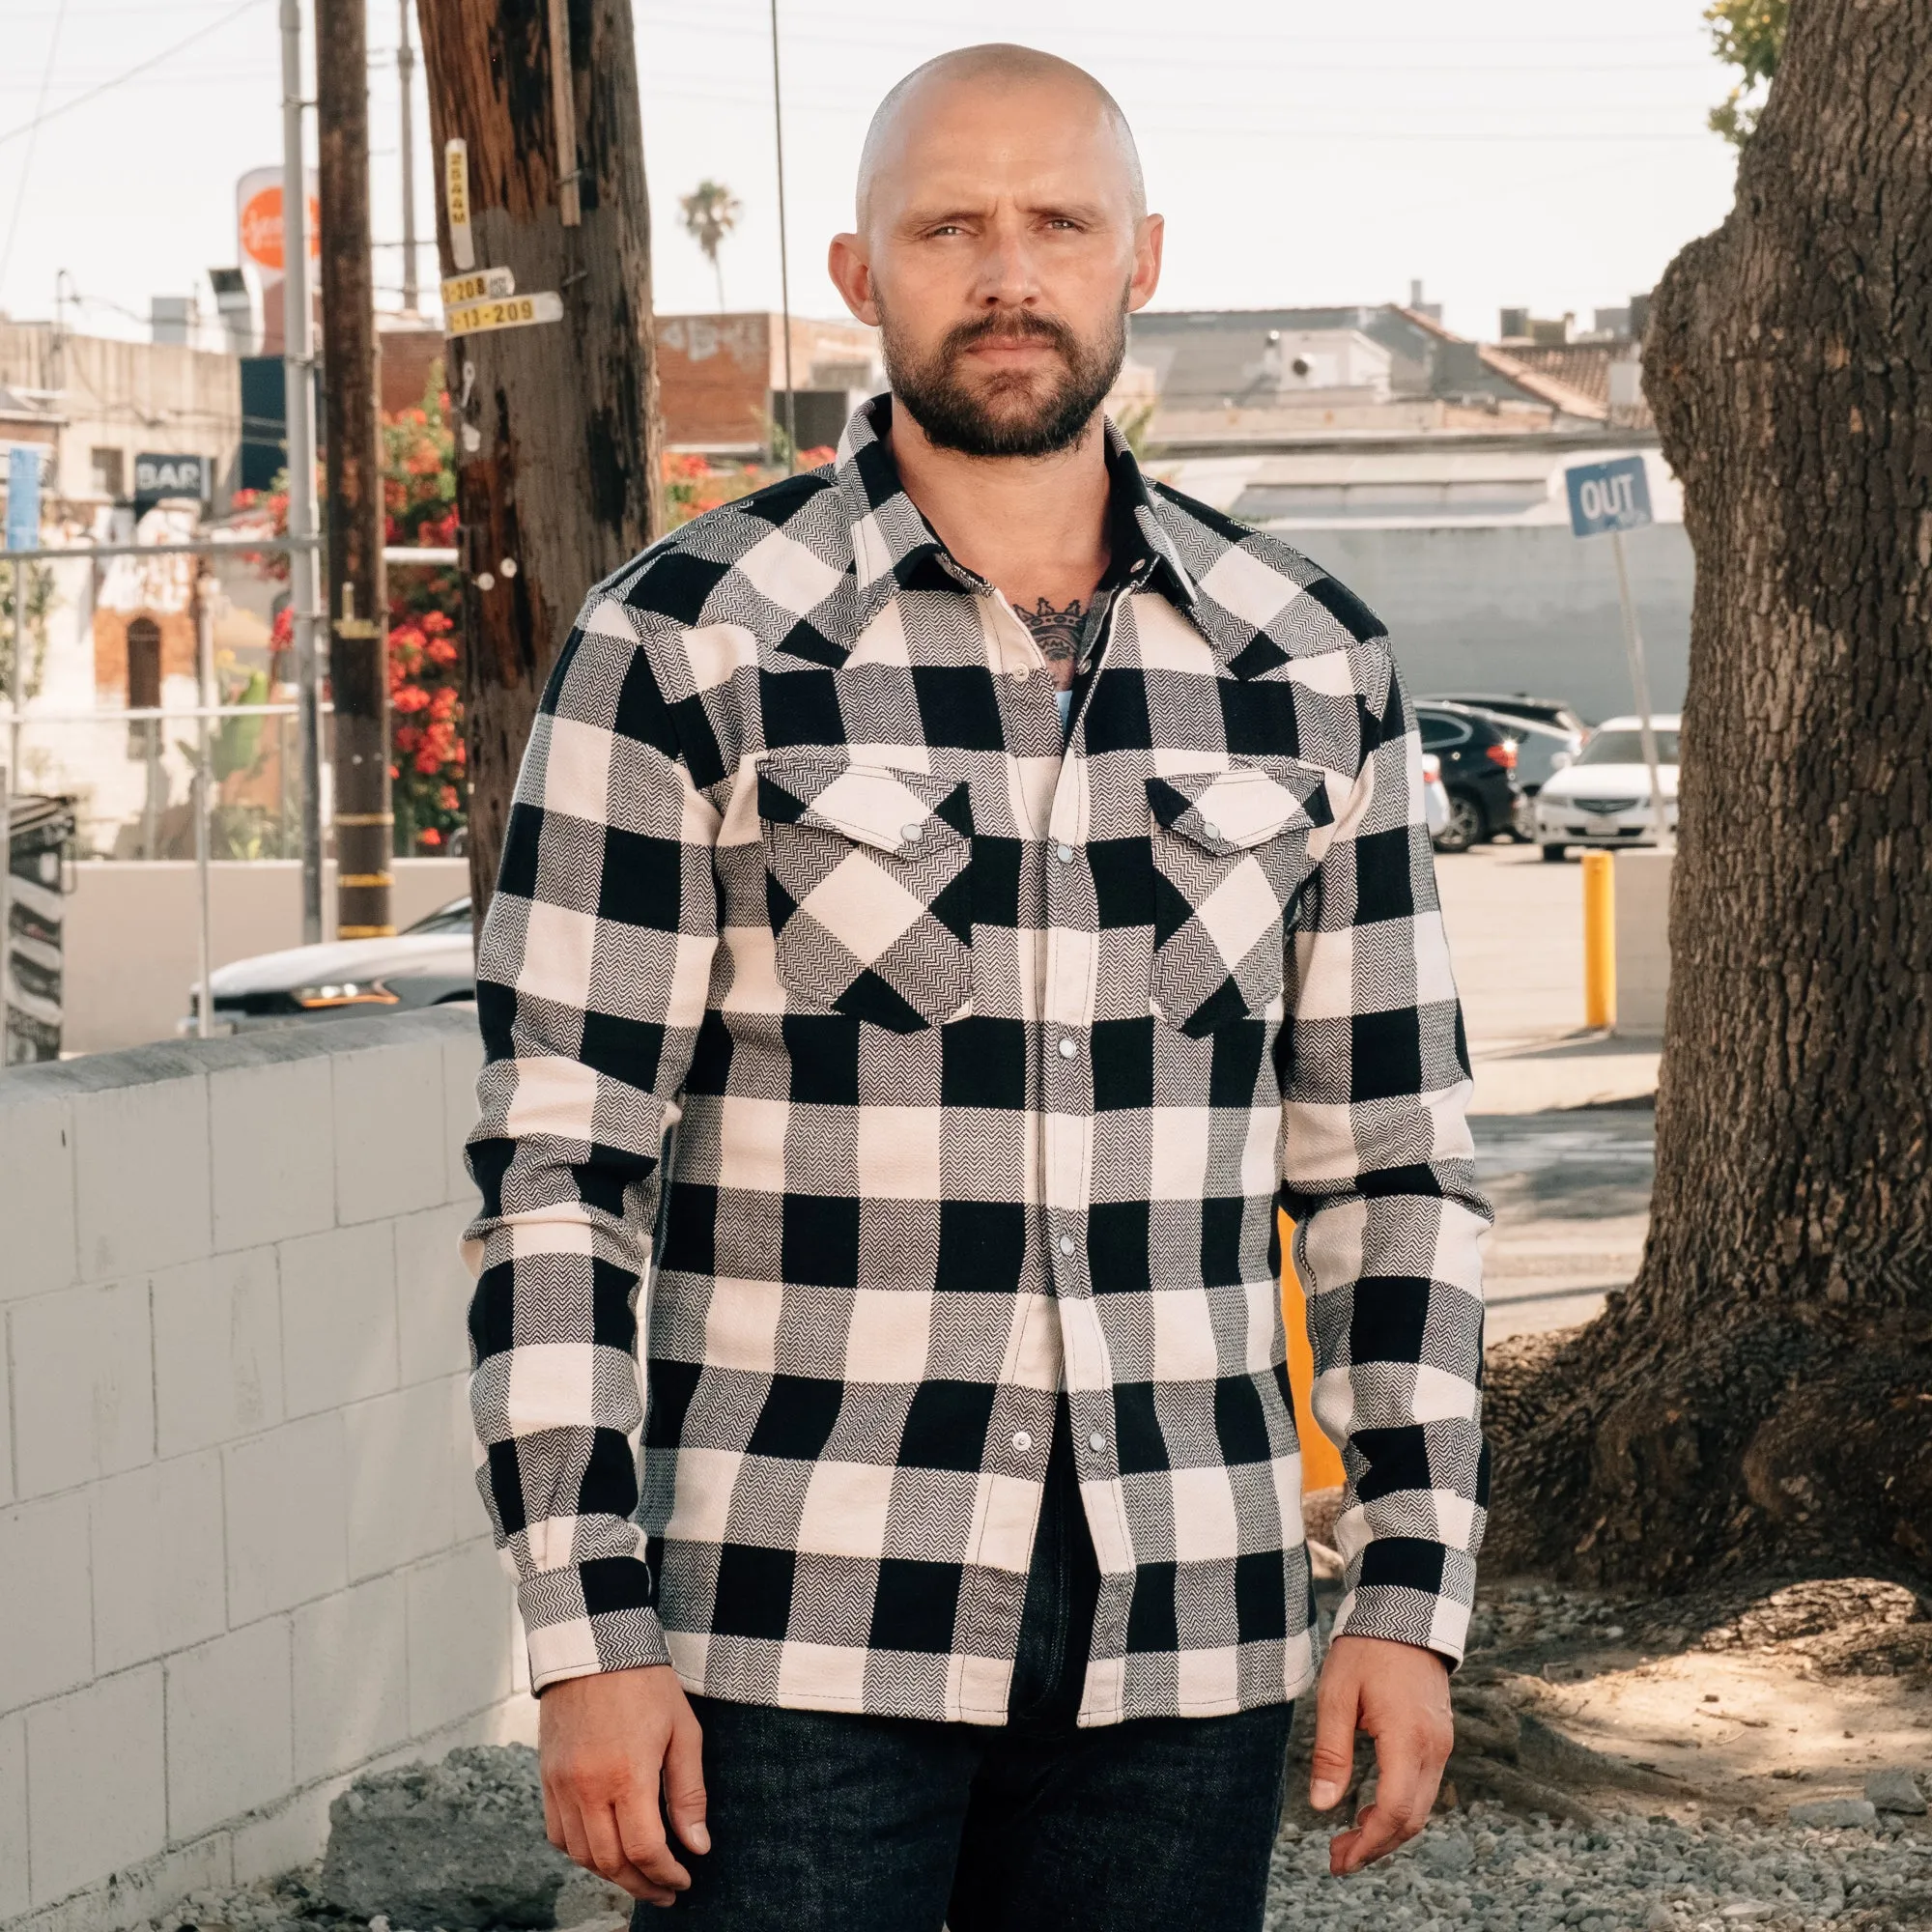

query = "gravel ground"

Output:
[[145, 1806, 1932, 1932], [1264, 1801, 1932, 1931]]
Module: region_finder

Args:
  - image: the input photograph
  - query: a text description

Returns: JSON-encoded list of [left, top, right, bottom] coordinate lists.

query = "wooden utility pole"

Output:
[[316, 0, 393, 938], [416, 0, 664, 918]]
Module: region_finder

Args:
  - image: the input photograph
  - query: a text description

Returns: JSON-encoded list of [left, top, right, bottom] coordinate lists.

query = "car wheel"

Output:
[[1540, 842, 1569, 863], [1434, 793, 1483, 854]]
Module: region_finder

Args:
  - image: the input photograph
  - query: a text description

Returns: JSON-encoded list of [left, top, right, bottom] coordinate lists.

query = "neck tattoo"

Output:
[[1016, 596, 1087, 669]]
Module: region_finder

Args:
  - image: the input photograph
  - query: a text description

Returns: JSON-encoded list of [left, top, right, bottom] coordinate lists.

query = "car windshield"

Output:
[[1577, 729, 1679, 766], [406, 897, 473, 935]]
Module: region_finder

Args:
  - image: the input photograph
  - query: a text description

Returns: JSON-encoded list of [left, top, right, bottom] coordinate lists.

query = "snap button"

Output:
[[1058, 1037, 1078, 1059], [1056, 843, 1074, 864], [1058, 1235, 1076, 1256], [900, 821, 924, 842], [1088, 1431, 1106, 1453], [1202, 820, 1222, 841], [1012, 1430, 1032, 1453]]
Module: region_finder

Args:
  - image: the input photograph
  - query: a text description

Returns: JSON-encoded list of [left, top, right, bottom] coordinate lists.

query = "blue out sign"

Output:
[[1565, 455, 1653, 538]]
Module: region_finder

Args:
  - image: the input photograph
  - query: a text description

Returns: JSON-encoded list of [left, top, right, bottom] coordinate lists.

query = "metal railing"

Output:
[[1, 536, 461, 1051]]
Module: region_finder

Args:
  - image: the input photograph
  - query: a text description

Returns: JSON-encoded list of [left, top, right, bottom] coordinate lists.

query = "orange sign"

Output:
[[239, 185, 320, 274]]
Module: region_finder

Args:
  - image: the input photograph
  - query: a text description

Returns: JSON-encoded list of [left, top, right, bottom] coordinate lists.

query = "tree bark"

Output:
[[317, 0, 393, 938], [1487, 0, 1932, 1590], [415, 0, 663, 917]]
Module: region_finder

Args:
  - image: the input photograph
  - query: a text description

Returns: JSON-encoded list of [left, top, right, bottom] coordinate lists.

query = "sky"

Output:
[[0, 0, 1745, 348]]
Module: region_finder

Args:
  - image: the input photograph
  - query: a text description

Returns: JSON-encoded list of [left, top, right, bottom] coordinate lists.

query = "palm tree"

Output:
[[680, 180, 742, 313]]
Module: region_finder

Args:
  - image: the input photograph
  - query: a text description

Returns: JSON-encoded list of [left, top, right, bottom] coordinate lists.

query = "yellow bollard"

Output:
[[1279, 1213, 1347, 1492], [1582, 849, 1616, 1030]]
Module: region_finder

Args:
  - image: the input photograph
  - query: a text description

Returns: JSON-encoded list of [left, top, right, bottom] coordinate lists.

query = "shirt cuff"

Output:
[[1330, 1576, 1473, 1671], [518, 1557, 672, 1696]]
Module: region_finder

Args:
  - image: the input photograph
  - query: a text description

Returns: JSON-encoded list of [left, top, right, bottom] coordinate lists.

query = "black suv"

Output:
[[1416, 701, 1523, 852]]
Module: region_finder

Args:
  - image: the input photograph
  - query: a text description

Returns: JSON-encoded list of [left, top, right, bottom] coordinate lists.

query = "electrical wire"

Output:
[[0, 0, 269, 152], [0, 0, 68, 302]]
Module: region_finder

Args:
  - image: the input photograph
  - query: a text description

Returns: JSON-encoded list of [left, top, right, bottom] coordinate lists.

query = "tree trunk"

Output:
[[1487, 0, 1932, 1590], [415, 0, 663, 917]]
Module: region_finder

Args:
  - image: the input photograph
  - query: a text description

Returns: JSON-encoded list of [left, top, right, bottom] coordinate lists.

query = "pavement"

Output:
[[1434, 842, 1659, 1347]]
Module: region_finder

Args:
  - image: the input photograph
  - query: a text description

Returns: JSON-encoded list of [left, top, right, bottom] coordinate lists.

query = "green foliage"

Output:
[[0, 557, 56, 703], [1705, 0, 1788, 148], [1114, 401, 1156, 461]]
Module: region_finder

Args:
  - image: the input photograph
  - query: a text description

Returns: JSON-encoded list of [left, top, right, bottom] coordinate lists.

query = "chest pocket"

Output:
[[1148, 761, 1333, 1036], [757, 753, 975, 1033]]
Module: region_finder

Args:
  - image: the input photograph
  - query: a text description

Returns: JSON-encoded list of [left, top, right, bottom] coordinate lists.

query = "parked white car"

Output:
[[180, 896, 475, 1034], [1534, 714, 1680, 860], [1422, 752, 1450, 838]]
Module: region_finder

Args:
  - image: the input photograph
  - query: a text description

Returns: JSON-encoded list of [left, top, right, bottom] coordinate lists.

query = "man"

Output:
[[464, 43, 1489, 1931]]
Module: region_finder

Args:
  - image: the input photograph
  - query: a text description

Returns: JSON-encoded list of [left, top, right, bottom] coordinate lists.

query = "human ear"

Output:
[[1127, 213, 1164, 314], [828, 234, 880, 326]]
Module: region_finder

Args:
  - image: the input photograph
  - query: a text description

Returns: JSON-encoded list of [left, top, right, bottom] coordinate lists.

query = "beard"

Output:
[[878, 296, 1128, 459]]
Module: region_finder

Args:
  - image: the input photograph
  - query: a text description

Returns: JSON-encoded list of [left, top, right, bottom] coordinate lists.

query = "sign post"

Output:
[[1564, 455, 1671, 853]]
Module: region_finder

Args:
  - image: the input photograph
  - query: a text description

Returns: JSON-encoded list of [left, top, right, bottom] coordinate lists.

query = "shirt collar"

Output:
[[830, 394, 1199, 640]]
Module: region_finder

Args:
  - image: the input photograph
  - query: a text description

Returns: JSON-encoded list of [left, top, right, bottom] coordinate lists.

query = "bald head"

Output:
[[856, 44, 1146, 229], [828, 43, 1163, 462]]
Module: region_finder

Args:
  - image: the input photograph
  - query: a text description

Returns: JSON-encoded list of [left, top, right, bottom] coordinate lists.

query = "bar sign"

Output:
[[444, 137, 474, 270]]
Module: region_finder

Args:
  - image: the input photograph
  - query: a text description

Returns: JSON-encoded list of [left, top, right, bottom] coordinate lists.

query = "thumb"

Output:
[[1308, 1682, 1359, 1811], [664, 1709, 710, 1857]]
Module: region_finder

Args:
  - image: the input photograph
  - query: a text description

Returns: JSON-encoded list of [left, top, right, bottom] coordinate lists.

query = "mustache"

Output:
[[940, 310, 1078, 356]]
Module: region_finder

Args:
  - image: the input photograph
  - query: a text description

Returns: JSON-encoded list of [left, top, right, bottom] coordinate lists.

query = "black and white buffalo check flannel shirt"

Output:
[[464, 394, 1491, 1726]]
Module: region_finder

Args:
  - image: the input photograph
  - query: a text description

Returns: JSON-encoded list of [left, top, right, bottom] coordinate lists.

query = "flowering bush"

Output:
[[382, 382, 465, 851], [663, 447, 837, 528], [233, 373, 465, 854]]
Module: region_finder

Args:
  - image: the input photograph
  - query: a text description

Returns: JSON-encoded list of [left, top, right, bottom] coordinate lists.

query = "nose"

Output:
[[972, 213, 1041, 309]]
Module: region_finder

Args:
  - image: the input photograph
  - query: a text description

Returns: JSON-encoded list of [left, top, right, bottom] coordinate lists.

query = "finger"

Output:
[[1307, 1679, 1360, 1810], [664, 1707, 711, 1857], [1335, 1734, 1424, 1873], [617, 1771, 693, 1894], [580, 1798, 664, 1900], [541, 1777, 563, 1852], [555, 1790, 593, 1870]]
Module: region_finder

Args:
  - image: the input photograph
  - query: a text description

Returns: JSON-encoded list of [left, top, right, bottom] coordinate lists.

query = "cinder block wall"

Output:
[[0, 1008, 534, 1932]]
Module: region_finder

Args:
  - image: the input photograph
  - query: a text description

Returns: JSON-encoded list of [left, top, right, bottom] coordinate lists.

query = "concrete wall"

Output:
[[61, 859, 469, 1056], [1614, 848, 1673, 1036], [0, 1007, 531, 1932], [1293, 522, 1693, 724]]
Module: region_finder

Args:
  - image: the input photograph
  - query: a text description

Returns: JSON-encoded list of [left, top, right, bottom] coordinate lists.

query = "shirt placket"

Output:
[[1008, 571, 1151, 1582]]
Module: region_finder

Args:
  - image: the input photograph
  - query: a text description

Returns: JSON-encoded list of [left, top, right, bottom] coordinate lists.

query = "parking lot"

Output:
[[1431, 840, 1660, 1347]]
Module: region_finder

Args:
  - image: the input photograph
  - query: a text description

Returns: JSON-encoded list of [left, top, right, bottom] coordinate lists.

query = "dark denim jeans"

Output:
[[650, 1410, 1293, 1931]]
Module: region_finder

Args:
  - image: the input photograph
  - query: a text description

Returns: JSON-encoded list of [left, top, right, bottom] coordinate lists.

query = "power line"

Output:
[[0, 0, 270, 152], [0, 0, 67, 301]]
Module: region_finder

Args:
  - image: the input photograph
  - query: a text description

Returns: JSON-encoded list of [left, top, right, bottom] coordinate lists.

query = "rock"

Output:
[[319, 1744, 579, 1928], [1786, 1797, 1877, 1829], [1863, 1767, 1927, 1813], [551, 1869, 632, 1928], [1417, 1833, 1473, 1874]]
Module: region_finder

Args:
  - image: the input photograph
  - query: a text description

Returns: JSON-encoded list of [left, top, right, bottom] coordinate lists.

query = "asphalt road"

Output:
[[1433, 840, 1661, 1346]]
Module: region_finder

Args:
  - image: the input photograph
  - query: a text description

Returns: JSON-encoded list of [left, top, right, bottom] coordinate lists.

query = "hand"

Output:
[[539, 1665, 709, 1908], [1307, 1634, 1453, 1876]]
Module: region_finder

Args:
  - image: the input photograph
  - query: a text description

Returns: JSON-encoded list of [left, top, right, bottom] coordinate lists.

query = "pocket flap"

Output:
[[757, 754, 970, 855], [1148, 762, 1333, 855]]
